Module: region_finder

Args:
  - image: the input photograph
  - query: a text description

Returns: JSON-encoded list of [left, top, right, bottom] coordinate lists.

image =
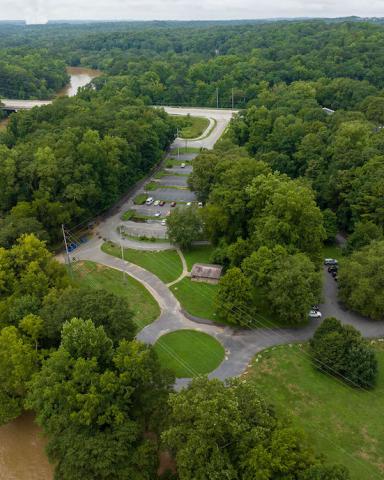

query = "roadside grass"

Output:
[[144, 181, 159, 191], [158, 185, 188, 190], [153, 329, 224, 377], [121, 209, 135, 221], [72, 260, 160, 332], [169, 146, 201, 154], [171, 277, 219, 320], [176, 116, 210, 139], [133, 193, 148, 205], [121, 233, 169, 243], [246, 342, 384, 480], [322, 244, 343, 261], [102, 242, 182, 283], [155, 171, 189, 178], [182, 244, 215, 271]]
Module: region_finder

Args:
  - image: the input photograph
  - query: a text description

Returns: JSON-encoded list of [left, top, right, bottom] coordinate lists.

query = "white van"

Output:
[[145, 197, 154, 205]]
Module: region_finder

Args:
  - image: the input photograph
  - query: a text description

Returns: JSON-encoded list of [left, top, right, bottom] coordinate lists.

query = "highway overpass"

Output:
[[0, 99, 52, 111]]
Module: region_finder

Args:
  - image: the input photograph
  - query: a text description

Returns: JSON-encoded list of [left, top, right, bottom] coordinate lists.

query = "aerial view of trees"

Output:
[[0, 16, 383, 479], [310, 317, 378, 388]]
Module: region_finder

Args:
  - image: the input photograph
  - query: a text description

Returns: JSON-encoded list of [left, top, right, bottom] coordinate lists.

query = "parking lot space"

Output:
[[158, 175, 189, 187], [152, 188, 196, 202], [130, 204, 171, 216], [166, 166, 193, 174]]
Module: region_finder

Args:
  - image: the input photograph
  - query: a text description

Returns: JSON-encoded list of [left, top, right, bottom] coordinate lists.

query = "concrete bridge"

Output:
[[0, 99, 52, 112]]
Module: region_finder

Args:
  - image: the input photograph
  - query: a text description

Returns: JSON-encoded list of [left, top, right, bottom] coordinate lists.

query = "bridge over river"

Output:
[[0, 99, 52, 111]]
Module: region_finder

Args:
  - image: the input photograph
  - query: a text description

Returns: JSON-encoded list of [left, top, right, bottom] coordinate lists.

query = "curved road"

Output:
[[75, 240, 384, 389]]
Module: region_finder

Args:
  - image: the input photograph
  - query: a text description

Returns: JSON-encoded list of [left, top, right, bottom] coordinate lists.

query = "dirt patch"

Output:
[[157, 450, 177, 477]]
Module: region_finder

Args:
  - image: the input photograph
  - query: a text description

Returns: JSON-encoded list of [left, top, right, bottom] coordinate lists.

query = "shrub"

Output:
[[310, 318, 378, 389]]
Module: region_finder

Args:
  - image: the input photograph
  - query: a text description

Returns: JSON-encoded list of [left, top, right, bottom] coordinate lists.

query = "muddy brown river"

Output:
[[0, 66, 101, 479], [0, 413, 53, 480]]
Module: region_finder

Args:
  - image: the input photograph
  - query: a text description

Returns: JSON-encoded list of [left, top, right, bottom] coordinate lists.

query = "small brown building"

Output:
[[190, 263, 223, 284]]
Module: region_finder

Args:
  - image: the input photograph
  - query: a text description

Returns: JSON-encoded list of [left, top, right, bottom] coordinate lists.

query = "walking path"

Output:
[[166, 249, 189, 287]]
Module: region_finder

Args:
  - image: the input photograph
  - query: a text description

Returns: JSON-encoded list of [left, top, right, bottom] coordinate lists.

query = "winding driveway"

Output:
[[75, 240, 384, 389], [70, 105, 384, 388]]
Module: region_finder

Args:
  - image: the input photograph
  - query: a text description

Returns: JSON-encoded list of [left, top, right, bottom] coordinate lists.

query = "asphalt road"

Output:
[[158, 176, 189, 187]]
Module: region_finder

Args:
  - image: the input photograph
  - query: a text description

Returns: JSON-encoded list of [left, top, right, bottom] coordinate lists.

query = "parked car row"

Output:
[[324, 258, 339, 281], [146, 197, 203, 209]]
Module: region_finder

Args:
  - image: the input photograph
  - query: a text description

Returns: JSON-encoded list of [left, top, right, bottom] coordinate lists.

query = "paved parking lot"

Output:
[[152, 188, 196, 202], [158, 175, 189, 187], [167, 166, 193, 174]]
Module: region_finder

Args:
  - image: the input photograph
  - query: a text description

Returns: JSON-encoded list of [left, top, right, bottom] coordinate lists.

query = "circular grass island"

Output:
[[153, 329, 225, 378]]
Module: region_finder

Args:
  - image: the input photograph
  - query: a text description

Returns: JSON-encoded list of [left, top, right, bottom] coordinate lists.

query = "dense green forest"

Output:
[[0, 47, 68, 99], [0, 18, 383, 479], [0, 87, 175, 243]]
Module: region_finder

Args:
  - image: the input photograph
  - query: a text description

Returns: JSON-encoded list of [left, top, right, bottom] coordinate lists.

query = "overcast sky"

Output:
[[1, 0, 384, 24]]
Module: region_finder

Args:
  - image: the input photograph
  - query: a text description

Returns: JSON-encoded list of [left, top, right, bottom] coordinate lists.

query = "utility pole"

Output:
[[232, 88, 234, 110], [119, 226, 126, 284], [177, 127, 180, 160], [216, 88, 219, 109], [62, 224, 73, 278]]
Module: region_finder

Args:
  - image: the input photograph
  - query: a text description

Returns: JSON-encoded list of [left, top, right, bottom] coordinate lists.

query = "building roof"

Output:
[[191, 263, 223, 280]]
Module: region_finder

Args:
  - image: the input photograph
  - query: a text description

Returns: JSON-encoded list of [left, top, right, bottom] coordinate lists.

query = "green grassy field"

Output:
[[153, 329, 224, 377], [72, 261, 160, 332], [171, 277, 219, 320], [246, 343, 384, 480], [182, 245, 215, 271], [102, 243, 183, 283], [177, 116, 210, 139]]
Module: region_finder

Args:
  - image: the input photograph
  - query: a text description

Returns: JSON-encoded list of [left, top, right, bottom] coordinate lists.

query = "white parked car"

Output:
[[145, 197, 154, 205], [198, 202, 203, 208], [161, 219, 166, 226], [186, 202, 192, 206], [181, 163, 186, 168], [153, 200, 160, 206], [324, 258, 338, 266], [309, 309, 322, 319], [154, 211, 161, 217]]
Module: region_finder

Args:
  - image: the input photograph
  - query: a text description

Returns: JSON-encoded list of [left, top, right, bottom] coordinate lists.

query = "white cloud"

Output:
[[0, 0, 384, 21]]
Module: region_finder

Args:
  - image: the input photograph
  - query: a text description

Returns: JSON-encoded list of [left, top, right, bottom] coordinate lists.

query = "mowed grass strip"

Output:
[[154, 329, 224, 377], [171, 277, 218, 320], [182, 245, 215, 271], [72, 261, 160, 332], [246, 343, 384, 480], [102, 243, 183, 284], [178, 116, 210, 139]]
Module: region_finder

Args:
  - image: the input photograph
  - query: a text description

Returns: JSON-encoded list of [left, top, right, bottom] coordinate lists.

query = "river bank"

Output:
[[0, 66, 101, 480]]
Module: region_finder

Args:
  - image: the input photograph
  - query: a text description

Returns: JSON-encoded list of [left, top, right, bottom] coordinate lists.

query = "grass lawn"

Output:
[[322, 244, 343, 261], [171, 277, 219, 320], [144, 181, 159, 191], [102, 242, 183, 283], [177, 116, 210, 139], [153, 329, 224, 377], [133, 193, 148, 205], [121, 209, 135, 221], [246, 342, 384, 480], [182, 244, 215, 271], [72, 261, 160, 332]]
